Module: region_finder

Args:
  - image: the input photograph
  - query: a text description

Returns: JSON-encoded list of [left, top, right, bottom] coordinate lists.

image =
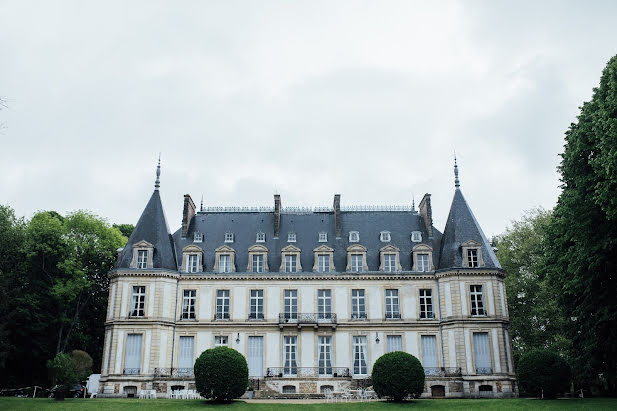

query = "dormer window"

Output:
[[280, 245, 302, 273], [380, 231, 391, 242], [182, 245, 203, 273], [137, 250, 148, 269], [214, 245, 236, 273], [349, 231, 359, 243], [411, 231, 422, 242], [467, 249, 479, 267], [412, 244, 434, 272], [130, 240, 154, 269], [225, 232, 234, 243], [319, 232, 328, 242], [288, 233, 296, 243], [346, 244, 368, 272], [247, 245, 269, 273], [379, 245, 401, 272], [256, 232, 266, 243], [462, 240, 484, 268], [193, 232, 203, 243]]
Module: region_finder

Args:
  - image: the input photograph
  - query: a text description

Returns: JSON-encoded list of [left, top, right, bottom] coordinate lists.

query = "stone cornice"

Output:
[[108, 269, 180, 279], [435, 268, 506, 279]]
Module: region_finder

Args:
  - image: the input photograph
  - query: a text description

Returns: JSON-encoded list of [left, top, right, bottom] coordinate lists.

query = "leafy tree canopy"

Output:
[[194, 346, 248, 403], [371, 351, 425, 401]]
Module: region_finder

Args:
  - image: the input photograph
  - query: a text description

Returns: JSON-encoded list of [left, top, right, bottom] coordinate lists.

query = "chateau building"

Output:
[[99, 160, 517, 398]]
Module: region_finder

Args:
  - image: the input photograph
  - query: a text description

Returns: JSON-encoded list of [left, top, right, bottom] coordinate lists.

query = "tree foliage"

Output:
[[517, 349, 571, 398], [46, 350, 93, 400], [544, 54, 617, 394], [194, 347, 248, 403], [371, 351, 425, 401]]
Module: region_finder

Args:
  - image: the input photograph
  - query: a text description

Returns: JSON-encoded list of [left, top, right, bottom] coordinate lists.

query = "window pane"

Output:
[[386, 335, 402, 353]]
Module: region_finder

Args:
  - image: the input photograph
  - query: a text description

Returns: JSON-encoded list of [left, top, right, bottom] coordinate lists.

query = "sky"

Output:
[[1, 0, 617, 238]]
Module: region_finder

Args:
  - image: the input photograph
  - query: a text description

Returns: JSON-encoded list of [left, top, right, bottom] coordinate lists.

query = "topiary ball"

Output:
[[517, 349, 571, 398], [372, 351, 425, 401], [194, 346, 249, 403]]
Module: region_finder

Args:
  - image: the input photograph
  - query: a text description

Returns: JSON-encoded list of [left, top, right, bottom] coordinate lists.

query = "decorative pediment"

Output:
[[313, 245, 334, 253], [281, 244, 301, 253], [215, 245, 236, 253], [379, 244, 400, 253], [347, 244, 367, 252], [133, 240, 154, 249], [413, 244, 433, 252], [182, 244, 203, 253], [248, 244, 269, 253], [462, 240, 481, 248]]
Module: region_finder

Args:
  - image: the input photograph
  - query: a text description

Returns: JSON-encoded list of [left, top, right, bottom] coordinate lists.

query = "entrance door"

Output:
[[248, 336, 264, 377]]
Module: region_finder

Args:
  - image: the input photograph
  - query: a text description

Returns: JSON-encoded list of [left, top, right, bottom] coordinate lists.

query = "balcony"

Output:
[[214, 312, 230, 320], [154, 367, 194, 378], [248, 313, 265, 320], [385, 312, 402, 320], [476, 367, 493, 375], [419, 312, 436, 320], [265, 367, 350, 378], [123, 368, 140, 375], [350, 313, 367, 320], [423, 367, 462, 377], [278, 313, 337, 329]]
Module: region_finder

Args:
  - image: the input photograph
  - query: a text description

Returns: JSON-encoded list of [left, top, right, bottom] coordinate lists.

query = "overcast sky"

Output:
[[1, 1, 617, 238]]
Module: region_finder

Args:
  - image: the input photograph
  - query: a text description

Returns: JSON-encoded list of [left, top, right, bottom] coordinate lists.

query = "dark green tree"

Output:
[[544, 54, 617, 394], [371, 351, 425, 401], [517, 349, 571, 398], [194, 346, 248, 403], [112, 223, 135, 238]]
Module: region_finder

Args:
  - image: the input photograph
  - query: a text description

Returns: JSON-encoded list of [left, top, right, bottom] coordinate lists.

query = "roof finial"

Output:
[[200, 194, 204, 212], [154, 153, 161, 190], [412, 193, 416, 211], [454, 151, 460, 189]]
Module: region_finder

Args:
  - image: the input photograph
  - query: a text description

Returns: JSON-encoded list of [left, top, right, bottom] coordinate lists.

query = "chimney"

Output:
[[274, 194, 281, 238], [333, 194, 341, 238], [181, 194, 196, 238], [418, 193, 433, 238]]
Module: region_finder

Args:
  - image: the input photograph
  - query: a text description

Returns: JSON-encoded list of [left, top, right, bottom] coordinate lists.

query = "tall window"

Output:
[[351, 254, 363, 272], [214, 335, 228, 347], [137, 250, 148, 269], [216, 290, 230, 320], [283, 336, 298, 375], [178, 336, 194, 376], [417, 254, 430, 272], [130, 286, 146, 317], [181, 290, 196, 320], [249, 290, 264, 319], [351, 289, 366, 319], [386, 335, 403, 353], [385, 289, 400, 319], [470, 285, 486, 316], [421, 335, 438, 369], [187, 254, 199, 273], [317, 290, 332, 320], [124, 334, 143, 374], [353, 336, 368, 375], [252, 254, 264, 273], [285, 255, 298, 273], [318, 336, 333, 375], [384, 254, 396, 272], [473, 332, 491, 374], [284, 290, 298, 320], [317, 254, 330, 273], [419, 289, 434, 319], [218, 255, 231, 273], [467, 249, 479, 267]]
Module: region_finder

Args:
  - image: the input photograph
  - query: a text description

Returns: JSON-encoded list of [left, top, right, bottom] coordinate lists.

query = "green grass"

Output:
[[0, 398, 615, 411]]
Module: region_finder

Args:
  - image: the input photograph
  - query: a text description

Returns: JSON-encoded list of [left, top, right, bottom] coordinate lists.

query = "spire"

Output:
[[454, 152, 460, 189], [154, 153, 161, 190], [200, 195, 204, 212], [412, 193, 416, 211]]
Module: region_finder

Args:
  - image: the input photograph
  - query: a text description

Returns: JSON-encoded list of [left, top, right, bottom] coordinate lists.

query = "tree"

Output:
[[517, 349, 571, 398], [495, 208, 569, 365], [112, 223, 135, 238], [544, 54, 617, 394], [371, 351, 425, 401], [194, 347, 248, 403], [47, 352, 80, 400]]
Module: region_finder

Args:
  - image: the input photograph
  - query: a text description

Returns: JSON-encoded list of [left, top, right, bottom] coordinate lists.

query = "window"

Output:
[[411, 231, 422, 242], [473, 332, 491, 374], [386, 335, 403, 353], [313, 245, 333, 273], [287, 233, 296, 242], [319, 232, 328, 242], [216, 290, 230, 320], [285, 255, 298, 273], [178, 336, 194, 376], [351, 254, 363, 272], [284, 290, 298, 320], [417, 253, 430, 272], [283, 336, 298, 375], [351, 289, 366, 319], [467, 249, 479, 267], [187, 254, 199, 273], [385, 289, 400, 319], [317, 254, 330, 273], [421, 335, 438, 368], [193, 232, 203, 243], [419, 289, 434, 319], [137, 250, 148, 269], [130, 286, 146, 317], [353, 336, 368, 375], [252, 254, 264, 273], [218, 255, 231, 273], [282, 385, 296, 394], [380, 231, 391, 242], [318, 336, 333, 375], [462, 240, 484, 267], [384, 254, 396, 272], [317, 290, 332, 320], [470, 285, 486, 316], [225, 232, 234, 243], [124, 334, 142, 374], [249, 290, 264, 319], [181, 290, 196, 320], [214, 335, 228, 347], [349, 231, 359, 242], [256, 232, 266, 243]]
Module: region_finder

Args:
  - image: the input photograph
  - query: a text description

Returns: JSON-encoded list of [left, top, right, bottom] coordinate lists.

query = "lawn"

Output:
[[0, 398, 615, 411]]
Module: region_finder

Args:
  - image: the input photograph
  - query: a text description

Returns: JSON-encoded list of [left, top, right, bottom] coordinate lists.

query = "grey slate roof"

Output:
[[438, 189, 501, 269], [116, 189, 178, 271]]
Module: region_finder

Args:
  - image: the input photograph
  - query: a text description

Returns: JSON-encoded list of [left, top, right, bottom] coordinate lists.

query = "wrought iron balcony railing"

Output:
[[385, 312, 402, 320], [278, 313, 337, 324], [154, 367, 194, 378], [214, 312, 230, 320], [420, 312, 435, 319], [248, 312, 265, 320], [123, 368, 140, 375], [476, 367, 493, 375], [423, 367, 462, 377], [350, 313, 368, 320], [265, 367, 350, 378]]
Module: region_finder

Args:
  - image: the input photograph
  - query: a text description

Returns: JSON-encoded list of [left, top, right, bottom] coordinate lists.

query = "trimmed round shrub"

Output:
[[517, 349, 571, 398], [194, 346, 248, 403], [372, 351, 425, 401]]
